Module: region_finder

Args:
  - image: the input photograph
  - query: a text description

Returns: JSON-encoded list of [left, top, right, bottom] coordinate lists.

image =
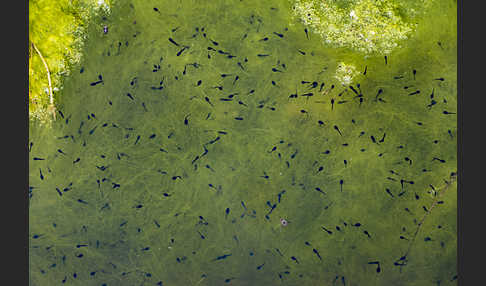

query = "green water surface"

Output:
[[29, 0, 457, 285]]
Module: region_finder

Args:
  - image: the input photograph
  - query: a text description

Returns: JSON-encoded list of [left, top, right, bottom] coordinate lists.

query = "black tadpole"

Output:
[[168, 37, 179, 46], [334, 125, 342, 136]]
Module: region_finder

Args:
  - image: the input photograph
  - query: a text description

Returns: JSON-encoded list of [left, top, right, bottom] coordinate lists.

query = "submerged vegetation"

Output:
[[291, 0, 436, 86], [29, 0, 456, 285], [291, 0, 434, 55], [334, 62, 359, 86], [29, 0, 112, 123]]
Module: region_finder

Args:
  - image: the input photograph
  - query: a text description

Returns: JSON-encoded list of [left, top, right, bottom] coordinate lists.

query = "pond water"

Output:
[[29, 0, 457, 285]]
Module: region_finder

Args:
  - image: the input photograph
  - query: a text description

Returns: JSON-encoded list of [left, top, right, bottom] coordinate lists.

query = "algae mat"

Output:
[[29, 0, 457, 285]]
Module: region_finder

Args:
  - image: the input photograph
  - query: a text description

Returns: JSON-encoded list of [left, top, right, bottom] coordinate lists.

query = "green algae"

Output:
[[29, 0, 457, 285]]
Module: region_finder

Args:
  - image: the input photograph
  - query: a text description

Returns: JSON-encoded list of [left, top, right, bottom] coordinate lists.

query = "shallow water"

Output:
[[29, 0, 457, 285]]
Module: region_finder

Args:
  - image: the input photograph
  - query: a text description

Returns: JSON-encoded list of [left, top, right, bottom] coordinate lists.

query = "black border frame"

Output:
[[5, 0, 29, 285], [459, 0, 483, 285]]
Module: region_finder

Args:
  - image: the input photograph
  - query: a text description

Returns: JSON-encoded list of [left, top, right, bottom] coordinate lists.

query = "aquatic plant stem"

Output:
[[31, 41, 56, 119], [405, 173, 457, 258]]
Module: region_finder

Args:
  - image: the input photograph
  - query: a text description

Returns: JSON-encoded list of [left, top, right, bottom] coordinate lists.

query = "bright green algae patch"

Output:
[[291, 0, 429, 55], [29, 0, 112, 123], [29, 0, 457, 285]]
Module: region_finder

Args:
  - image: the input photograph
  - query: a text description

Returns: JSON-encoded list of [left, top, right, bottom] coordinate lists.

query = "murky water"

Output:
[[29, 0, 457, 285]]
